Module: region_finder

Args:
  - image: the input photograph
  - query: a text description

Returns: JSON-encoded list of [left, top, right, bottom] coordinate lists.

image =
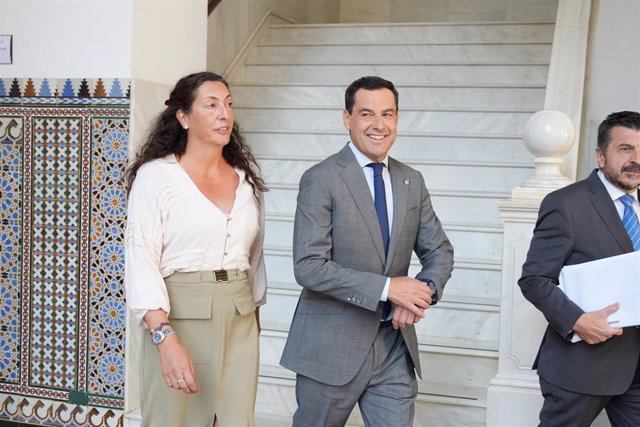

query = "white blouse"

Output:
[[124, 155, 267, 325]]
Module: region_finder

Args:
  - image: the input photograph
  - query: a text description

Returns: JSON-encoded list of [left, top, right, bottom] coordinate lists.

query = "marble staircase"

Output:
[[229, 20, 553, 426]]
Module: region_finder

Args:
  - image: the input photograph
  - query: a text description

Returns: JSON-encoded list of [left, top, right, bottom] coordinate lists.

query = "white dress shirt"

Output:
[[125, 155, 266, 325], [348, 143, 393, 301], [597, 170, 640, 219]]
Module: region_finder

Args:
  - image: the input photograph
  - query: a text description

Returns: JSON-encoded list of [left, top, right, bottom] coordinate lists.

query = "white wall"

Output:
[[0, 0, 132, 78], [131, 0, 207, 84], [578, 0, 640, 178], [129, 0, 207, 145], [0, 0, 207, 82], [129, 0, 207, 150]]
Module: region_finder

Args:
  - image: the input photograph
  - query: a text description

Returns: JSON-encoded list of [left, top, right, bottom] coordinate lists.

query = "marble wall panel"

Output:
[[340, 0, 392, 23], [338, 0, 558, 23]]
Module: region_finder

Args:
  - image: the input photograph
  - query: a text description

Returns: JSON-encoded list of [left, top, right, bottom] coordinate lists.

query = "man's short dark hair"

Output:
[[344, 76, 399, 114], [597, 111, 640, 152]]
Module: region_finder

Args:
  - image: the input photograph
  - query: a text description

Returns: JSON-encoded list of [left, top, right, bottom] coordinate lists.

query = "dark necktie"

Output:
[[620, 194, 640, 251], [367, 163, 390, 255], [367, 162, 391, 319]]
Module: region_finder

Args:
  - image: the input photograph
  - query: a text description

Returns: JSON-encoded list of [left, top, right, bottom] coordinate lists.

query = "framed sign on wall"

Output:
[[0, 35, 13, 64]]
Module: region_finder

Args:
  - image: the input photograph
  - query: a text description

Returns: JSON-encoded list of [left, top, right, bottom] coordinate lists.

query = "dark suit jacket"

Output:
[[280, 144, 454, 386], [519, 169, 640, 395]]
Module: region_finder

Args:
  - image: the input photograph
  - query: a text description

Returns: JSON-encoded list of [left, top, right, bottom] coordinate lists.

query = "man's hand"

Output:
[[387, 276, 432, 318], [572, 303, 623, 345], [392, 305, 424, 329]]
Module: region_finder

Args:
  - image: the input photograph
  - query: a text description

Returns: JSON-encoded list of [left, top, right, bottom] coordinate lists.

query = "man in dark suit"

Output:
[[519, 111, 640, 426], [280, 76, 454, 426]]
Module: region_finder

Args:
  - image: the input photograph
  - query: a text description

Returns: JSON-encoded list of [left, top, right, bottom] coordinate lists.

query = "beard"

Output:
[[602, 163, 640, 192]]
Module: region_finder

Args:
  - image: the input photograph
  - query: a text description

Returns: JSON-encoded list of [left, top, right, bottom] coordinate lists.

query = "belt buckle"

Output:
[[214, 269, 229, 282]]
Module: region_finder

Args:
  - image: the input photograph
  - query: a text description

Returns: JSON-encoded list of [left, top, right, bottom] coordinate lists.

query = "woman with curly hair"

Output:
[[124, 71, 267, 426]]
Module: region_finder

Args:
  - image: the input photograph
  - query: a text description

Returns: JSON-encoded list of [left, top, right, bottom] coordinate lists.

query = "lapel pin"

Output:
[[404, 179, 409, 185]]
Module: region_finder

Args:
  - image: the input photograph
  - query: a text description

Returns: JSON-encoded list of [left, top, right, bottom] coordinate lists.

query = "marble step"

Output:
[[235, 108, 533, 135], [259, 331, 497, 392], [264, 22, 554, 45], [263, 247, 502, 305], [237, 63, 549, 85], [232, 84, 545, 110], [264, 187, 506, 226], [245, 132, 534, 164], [263, 217, 503, 267], [253, 43, 551, 65], [256, 375, 487, 426], [429, 260, 502, 302], [256, 156, 531, 194], [416, 301, 499, 351], [259, 289, 499, 349]]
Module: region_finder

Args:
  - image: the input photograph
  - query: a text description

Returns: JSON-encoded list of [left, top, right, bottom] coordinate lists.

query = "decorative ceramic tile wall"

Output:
[[0, 77, 129, 427]]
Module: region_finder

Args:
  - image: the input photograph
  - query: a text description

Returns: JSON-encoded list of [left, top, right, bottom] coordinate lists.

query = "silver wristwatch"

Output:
[[151, 326, 176, 345]]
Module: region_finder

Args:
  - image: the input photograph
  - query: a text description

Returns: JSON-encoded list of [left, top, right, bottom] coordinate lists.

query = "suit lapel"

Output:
[[337, 146, 387, 264], [386, 157, 409, 272], [588, 170, 634, 252]]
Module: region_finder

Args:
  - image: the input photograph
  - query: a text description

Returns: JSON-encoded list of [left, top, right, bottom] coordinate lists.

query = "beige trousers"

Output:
[[140, 270, 259, 427]]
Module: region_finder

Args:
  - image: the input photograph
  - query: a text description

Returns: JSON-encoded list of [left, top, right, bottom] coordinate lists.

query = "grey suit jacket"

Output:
[[520, 169, 640, 395], [280, 144, 454, 386]]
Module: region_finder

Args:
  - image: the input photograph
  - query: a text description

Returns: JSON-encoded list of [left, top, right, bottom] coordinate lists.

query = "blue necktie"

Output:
[[620, 194, 640, 251], [367, 163, 390, 255], [367, 162, 391, 319]]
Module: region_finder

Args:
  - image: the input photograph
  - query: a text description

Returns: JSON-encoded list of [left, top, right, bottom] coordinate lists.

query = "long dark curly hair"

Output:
[[125, 71, 267, 197]]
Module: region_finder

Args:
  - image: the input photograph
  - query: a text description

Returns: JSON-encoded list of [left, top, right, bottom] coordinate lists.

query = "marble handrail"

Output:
[[539, 0, 592, 183]]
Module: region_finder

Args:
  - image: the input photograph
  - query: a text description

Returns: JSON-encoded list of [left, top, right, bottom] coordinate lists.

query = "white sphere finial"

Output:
[[524, 110, 575, 158], [516, 110, 575, 194]]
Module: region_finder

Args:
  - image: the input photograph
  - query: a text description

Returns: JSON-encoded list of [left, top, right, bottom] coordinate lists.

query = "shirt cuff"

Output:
[[380, 277, 391, 301]]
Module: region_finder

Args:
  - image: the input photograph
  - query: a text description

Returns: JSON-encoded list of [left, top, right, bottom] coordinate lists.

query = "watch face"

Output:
[[151, 330, 163, 345]]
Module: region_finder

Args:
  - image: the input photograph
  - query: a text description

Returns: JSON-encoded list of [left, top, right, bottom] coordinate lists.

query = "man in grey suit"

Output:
[[280, 76, 454, 426], [519, 111, 640, 426]]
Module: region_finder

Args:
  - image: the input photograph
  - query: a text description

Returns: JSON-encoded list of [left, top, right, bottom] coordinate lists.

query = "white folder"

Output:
[[558, 251, 640, 342]]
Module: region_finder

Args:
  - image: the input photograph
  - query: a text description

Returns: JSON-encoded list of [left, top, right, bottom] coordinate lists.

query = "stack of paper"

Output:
[[558, 251, 640, 340]]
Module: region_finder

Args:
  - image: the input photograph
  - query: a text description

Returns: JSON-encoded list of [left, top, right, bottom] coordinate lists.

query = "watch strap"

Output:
[[151, 321, 172, 334], [427, 282, 438, 304], [418, 278, 439, 305]]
